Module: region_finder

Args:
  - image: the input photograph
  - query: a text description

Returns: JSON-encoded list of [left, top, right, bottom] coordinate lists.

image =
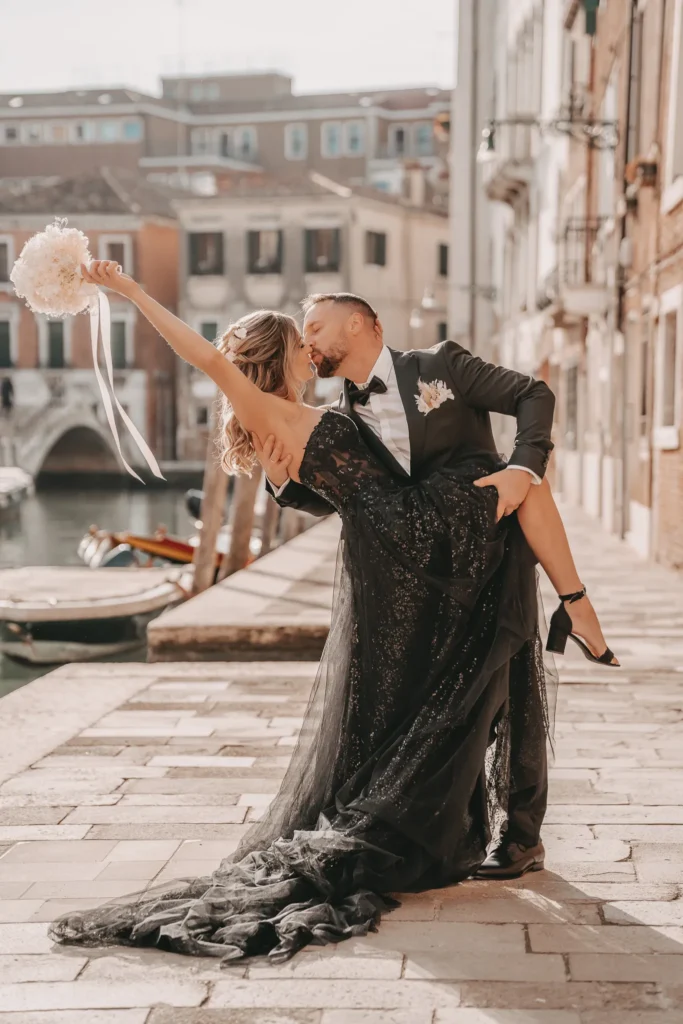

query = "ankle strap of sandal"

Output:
[[559, 586, 587, 604]]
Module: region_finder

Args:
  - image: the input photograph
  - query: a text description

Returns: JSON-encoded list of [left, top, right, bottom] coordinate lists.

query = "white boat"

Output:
[[0, 565, 193, 665]]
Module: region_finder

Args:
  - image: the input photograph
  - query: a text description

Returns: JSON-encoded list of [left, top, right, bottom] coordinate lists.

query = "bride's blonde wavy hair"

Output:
[[215, 310, 304, 476]]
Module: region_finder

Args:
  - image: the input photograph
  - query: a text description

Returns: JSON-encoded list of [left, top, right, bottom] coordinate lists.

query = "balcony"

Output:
[[481, 123, 534, 206], [558, 218, 612, 318]]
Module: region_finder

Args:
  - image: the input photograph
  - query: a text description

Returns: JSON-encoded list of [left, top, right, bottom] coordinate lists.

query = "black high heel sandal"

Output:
[[546, 586, 619, 666]]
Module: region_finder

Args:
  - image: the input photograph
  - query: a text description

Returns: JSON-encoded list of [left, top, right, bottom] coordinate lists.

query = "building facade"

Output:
[[467, 0, 683, 572], [0, 74, 450, 207], [173, 173, 450, 460], [0, 169, 179, 476]]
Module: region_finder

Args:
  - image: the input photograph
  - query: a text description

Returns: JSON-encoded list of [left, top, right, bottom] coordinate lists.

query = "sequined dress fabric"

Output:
[[50, 410, 554, 963]]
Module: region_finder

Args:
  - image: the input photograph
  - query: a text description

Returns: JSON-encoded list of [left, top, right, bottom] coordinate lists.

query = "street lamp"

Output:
[[476, 114, 619, 158], [421, 287, 438, 311], [409, 308, 424, 330]]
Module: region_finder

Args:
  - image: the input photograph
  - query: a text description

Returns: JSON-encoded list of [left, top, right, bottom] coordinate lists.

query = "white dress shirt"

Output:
[[272, 345, 540, 492]]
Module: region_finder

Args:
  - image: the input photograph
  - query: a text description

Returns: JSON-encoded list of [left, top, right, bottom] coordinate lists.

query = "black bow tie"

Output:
[[347, 375, 388, 407]]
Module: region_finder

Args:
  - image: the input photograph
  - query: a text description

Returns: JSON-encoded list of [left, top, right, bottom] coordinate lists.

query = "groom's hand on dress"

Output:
[[253, 433, 292, 487], [474, 468, 532, 522]]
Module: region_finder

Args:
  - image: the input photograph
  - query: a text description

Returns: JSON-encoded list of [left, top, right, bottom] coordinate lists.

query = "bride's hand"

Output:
[[81, 260, 140, 301], [253, 433, 292, 487]]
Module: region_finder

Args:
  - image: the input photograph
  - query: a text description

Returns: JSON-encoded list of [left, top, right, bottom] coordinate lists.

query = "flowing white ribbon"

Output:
[[89, 290, 166, 483]]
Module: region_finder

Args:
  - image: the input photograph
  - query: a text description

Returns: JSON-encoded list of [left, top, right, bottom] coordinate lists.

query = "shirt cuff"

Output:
[[268, 478, 290, 497], [507, 465, 542, 485]]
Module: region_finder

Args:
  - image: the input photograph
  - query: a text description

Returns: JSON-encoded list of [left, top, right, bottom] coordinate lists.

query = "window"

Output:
[[46, 123, 69, 144], [438, 243, 449, 277], [200, 322, 218, 341], [247, 230, 283, 274], [99, 236, 132, 274], [321, 121, 342, 158], [196, 405, 209, 426], [219, 132, 231, 157], [72, 121, 97, 143], [23, 123, 43, 144], [190, 82, 206, 101], [107, 243, 127, 272], [46, 321, 65, 369], [205, 82, 220, 101], [565, 364, 579, 451], [638, 315, 652, 439], [661, 311, 678, 428], [233, 126, 257, 160], [438, 322, 448, 343], [365, 231, 387, 267], [626, 12, 644, 164], [3, 125, 18, 144], [99, 120, 120, 142], [189, 232, 224, 275], [654, 290, 681, 449], [285, 123, 308, 160], [123, 119, 143, 141], [414, 122, 434, 156], [0, 241, 9, 282], [665, 0, 683, 191], [0, 321, 11, 368], [389, 125, 407, 156], [344, 121, 365, 156], [305, 228, 341, 273], [192, 127, 215, 155], [111, 321, 128, 369]]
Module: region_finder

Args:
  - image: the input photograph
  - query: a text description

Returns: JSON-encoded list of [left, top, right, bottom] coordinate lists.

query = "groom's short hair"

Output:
[[302, 292, 378, 322]]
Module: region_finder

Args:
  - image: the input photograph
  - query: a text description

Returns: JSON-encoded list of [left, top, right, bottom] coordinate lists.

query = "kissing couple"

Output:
[[51, 263, 618, 963]]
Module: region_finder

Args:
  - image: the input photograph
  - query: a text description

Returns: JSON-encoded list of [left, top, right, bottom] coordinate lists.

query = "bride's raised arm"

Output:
[[82, 260, 294, 447]]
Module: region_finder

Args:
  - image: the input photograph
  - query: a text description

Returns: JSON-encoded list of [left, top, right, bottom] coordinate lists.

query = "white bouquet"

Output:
[[10, 219, 163, 482], [10, 218, 97, 317]]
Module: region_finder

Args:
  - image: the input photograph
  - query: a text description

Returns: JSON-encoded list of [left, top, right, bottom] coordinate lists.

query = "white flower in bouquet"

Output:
[[10, 218, 97, 317]]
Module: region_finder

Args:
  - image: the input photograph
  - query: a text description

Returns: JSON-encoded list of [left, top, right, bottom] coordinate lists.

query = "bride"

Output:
[[50, 260, 616, 963]]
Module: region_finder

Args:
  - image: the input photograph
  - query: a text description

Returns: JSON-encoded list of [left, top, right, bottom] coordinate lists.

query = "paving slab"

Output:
[[0, 504, 680, 1018]]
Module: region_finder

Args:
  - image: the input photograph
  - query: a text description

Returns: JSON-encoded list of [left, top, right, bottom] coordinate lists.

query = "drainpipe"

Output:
[[468, 0, 479, 353], [616, 0, 638, 540]]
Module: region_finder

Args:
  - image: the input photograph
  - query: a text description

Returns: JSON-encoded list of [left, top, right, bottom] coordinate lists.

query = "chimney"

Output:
[[407, 166, 426, 207]]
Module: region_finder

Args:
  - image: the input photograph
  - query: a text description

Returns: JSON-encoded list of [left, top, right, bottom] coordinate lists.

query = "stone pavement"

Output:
[[0, 505, 681, 1021]]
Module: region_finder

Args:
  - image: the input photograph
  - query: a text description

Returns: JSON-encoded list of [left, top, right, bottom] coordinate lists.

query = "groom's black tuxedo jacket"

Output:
[[268, 340, 555, 518]]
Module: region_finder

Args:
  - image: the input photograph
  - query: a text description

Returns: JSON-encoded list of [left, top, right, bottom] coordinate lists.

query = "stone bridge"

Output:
[[0, 401, 124, 477]]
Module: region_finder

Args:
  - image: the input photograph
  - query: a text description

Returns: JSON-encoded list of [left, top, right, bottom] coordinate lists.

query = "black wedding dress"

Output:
[[50, 410, 556, 962]]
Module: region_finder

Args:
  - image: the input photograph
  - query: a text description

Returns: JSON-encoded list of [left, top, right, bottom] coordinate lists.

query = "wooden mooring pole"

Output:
[[192, 415, 228, 595]]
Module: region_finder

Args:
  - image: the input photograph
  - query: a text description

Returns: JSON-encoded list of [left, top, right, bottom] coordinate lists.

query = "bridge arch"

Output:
[[18, 407, 123, 478]]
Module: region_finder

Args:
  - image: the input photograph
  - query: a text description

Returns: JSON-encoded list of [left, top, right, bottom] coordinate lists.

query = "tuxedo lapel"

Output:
[[390, 349, 428, 468], [340, 379, 410, 479]]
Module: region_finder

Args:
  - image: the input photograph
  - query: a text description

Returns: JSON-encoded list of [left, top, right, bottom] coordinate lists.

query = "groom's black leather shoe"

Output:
[[474, 839, 545, 879]]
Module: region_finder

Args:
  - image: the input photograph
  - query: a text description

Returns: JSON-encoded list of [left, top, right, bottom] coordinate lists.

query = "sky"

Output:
[[0, 0, 456, 97]]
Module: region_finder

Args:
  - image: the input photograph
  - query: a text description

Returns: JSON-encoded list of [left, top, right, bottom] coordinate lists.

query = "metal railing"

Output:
[[561, 217, 610, 287]]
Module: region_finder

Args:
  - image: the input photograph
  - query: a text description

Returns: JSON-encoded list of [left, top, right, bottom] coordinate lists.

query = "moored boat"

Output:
[[0, 565, 193, 664]]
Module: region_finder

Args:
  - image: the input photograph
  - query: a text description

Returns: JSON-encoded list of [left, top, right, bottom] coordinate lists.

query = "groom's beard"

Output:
[[314, 354, 343, 379], [312, 342, 348, 379]]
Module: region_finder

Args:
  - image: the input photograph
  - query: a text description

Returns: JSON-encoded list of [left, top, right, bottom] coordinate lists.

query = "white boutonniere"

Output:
[[415, 378, 455, 415]]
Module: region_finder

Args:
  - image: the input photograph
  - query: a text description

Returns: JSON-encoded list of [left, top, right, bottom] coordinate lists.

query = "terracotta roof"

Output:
[[186, 86, 450, 116], [0, 168, 183, 218], [0, 83, 449, 118], [185, 171, 448, 216], [0, 88, 163, 110]]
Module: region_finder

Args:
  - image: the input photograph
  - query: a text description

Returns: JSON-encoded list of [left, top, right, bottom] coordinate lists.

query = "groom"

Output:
[[261, 292, 555, 879]]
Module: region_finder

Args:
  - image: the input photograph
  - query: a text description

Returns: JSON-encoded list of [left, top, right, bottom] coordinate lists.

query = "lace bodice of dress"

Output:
[[299, 410, 397, 514]]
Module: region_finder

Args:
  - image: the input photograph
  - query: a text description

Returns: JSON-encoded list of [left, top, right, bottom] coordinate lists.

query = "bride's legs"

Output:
[[515, 477, 617, 663]]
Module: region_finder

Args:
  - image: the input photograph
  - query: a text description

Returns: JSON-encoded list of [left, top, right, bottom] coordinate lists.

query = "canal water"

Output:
[[0, 483, 197, 697]]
